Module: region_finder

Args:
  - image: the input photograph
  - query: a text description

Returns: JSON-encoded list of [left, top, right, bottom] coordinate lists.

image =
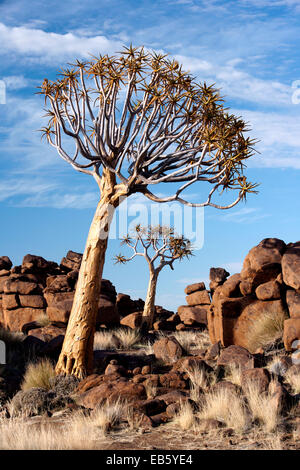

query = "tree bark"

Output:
[[55, 170, 123, 379], [141, 270, 158, 330]]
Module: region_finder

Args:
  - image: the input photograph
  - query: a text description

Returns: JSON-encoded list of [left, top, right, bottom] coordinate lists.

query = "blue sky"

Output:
[[0, 0, 300, 310]]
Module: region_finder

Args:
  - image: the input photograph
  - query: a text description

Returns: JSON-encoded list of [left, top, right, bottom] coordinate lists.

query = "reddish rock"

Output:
[[241, 238, 285, 293], [45, 291, 74, 323], [286, 290, 300, 318], [173, 356, 212, 374], [177, 305, 209, 326], [176, 323, 186, 331], [215, 274, 241, 299], [28, 325, 66, 342], [97, 298, 119, 326], [282, 242, 300, 291], [159, 371, 187, 389], [186, 290, 211, 306], [153, 337, 183, 364], [241, 368, 270, 393], [60, 250, 82, 272], [4, 279, 40, 295], [255, 280, 281, 301], [76, 380, 146, 409], [45, 275, 71, 292], [210, 267, 230, 284], [232, 299, 287, 351], [217, 345, 255, 371], [22, 254, 58, 273], [19, 295, 45, 309], [120, 312, 142, 329], [76, 374, 103, 394], [104, 360, 127, 377], [211, 380, 240, 394], [136, 398, 166, 416], [3, 307, 46, 331], [0, 256, 12, 271], [283, 318, 300, 351], [184, 282, 206, 295], [2, 294, 19, 310]]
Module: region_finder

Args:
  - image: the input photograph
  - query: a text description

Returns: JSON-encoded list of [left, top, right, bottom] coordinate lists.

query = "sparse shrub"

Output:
[[198, 389, 249, 433], [91, 400, 125, 433], [22, 359, 55, 391], [9, 387, 49, 417], [246, 310, 287, 353]]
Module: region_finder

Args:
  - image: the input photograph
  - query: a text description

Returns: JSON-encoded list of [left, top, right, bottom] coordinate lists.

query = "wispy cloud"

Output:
[[0, 22, 121, 63]]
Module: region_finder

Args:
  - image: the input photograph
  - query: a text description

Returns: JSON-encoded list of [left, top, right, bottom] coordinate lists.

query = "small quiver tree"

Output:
[[40, 46, 257, 378], [115, 225, 193, 330]]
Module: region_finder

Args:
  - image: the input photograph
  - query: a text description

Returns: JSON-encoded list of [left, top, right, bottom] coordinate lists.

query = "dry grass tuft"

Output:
[[246, 310, 287, 353], [144, 381, 157, 400], [225, 364, 243, 387], [173, 330, 210, 354], [285, 368, 300, 394], [93, 331, 118, 351], [244, 381, 281, 433], [22, 359, 55, 391], [185, 365, 208, 402], [173, 401, 195, 431], [36, 313, 51, 327], [113, 328, 142, 350], [198, 389, 249, 433]]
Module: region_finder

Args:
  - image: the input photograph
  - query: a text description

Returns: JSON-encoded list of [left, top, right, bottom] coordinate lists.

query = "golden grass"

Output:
[[246, 310, 287, 353], [36, 313, 51, 327], [185, 365, 209, 402], [244, 381, 281, 433], [172, 330, 210, 354], [225, 364, 243, 387], [144, 381, 157, 400], [197, 389, 249, 433], [113, 328, 142, 349], [21, 359, 55, 391], [173, 401, 195, 431], [93, 331, 118, 350], [285, 368, 300, 394]]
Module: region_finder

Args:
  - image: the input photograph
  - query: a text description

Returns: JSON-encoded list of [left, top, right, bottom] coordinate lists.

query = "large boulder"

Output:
[[255, 280, 281, 301], [282, 242, 300, 291], [185, 290, 211, 306], [0, 256, 12, 271], [177, 305, 209, 326], [217, 345, 255, 370], [283, 318, 300, 351], [22, 254, 58, 274], [240, 238, 285, 294], [153, 336, 183, 364], [232, 299, 287, 351], [184, 282, 206, 295], [286, 290, 300, 318], [45, 291, 74, 323], [120, 312, 142, 329], [76, 378, 146, 409], [3, 307, 46, 331], [60, 250, 82, 272]]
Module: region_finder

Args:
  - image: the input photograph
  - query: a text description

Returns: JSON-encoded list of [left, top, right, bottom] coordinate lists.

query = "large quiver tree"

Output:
[[40, 45, 257, 378]]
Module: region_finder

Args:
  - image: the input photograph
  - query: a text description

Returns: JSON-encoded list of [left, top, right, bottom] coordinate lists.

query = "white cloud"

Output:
[[0, 22, 121, 63], [2, 75, 36, 90], [220, 207, 270, 224]]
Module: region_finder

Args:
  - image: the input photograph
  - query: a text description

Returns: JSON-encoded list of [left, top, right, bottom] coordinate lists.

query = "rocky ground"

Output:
[[0, 237, 300, 450]]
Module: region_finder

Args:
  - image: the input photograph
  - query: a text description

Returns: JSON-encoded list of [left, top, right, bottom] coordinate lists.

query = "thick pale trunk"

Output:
[[142, 271, 158, 330], [55, 170, 122, 379]]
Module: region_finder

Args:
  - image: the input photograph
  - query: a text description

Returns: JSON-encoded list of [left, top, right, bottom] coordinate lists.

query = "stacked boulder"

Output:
[[0, 251, 120, 333], [208, 238, 300, 353], [177, 282, 211, 329]]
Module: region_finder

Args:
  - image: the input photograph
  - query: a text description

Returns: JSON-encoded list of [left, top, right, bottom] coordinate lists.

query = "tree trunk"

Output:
[[141, 270, 158, 330], [55, 170, 123, 379]]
